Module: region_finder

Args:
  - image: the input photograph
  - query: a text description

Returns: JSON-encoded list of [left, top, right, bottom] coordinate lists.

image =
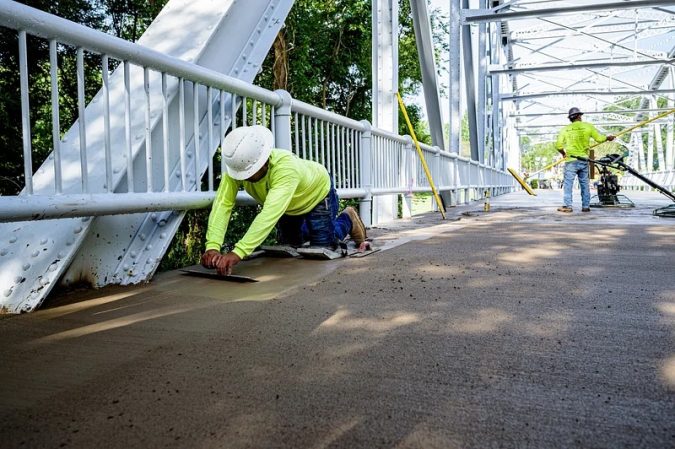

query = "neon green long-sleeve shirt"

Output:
[[205, 149, 331, 258], [555, 121, 607, 161]]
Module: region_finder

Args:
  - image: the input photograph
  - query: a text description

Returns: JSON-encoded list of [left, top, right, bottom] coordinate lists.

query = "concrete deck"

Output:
[[1, 189, 674, 448]]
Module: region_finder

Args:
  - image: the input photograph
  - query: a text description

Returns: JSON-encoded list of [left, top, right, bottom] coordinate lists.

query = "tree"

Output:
[[0, 0, 106, 194]]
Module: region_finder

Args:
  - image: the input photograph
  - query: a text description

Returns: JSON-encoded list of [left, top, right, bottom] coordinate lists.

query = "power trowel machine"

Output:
[[573, 154, 675, 217]]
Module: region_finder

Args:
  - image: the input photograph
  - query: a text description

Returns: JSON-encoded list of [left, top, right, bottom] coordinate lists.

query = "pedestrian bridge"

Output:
[[1, 189, 673, 448], [1, 0, 675, 446]]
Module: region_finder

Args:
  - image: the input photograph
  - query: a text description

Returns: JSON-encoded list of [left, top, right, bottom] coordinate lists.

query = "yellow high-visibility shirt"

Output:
[[555, 121, 607, 161], [205, 149, 331, 258]]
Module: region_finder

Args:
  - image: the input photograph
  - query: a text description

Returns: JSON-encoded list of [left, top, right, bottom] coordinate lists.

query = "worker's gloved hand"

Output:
[[606, 135, 615, 141], [357, 241, 372, 253], [214, 252, 241, 276], [201, 249, 221, 268]]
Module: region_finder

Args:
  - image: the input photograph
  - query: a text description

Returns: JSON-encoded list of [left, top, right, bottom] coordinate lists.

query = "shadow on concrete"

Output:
[[1, 202, 674, 448]]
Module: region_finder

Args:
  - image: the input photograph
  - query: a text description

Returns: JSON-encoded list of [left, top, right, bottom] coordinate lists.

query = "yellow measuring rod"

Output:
[[396, 92, 446, 219]]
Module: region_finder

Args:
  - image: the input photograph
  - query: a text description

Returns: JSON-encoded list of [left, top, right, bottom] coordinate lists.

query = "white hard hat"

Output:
[[222, 125, 274, 180]]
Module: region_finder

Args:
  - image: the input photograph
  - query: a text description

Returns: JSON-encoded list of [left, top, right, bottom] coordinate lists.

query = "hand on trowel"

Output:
[[201, 249, 241, 276], [357, 241, 372, 252]]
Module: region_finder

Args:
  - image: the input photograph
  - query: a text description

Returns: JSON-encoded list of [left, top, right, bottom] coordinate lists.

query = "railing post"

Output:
[[359, 120, 373, 227], [274, 90, 292, 150], [432, 146, 441, 212], [401, 135, 413, 218]]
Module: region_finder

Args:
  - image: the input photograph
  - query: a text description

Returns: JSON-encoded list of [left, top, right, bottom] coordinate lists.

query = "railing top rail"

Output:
[[370, 128, 409, 144], [0, 0, 281, 106], [290, 99, 364, 129]]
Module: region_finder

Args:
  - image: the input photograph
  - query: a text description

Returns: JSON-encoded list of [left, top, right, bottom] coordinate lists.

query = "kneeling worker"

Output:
[[201, 125, 368, 275]]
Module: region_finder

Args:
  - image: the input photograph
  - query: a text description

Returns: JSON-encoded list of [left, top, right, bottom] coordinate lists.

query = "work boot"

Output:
[[557, 206, 573, 213], [581, 207, 591, 212], [343, 206, 366, 245]]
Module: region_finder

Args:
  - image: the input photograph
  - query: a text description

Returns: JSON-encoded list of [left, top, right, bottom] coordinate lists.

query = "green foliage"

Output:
[[0, 0, 105, 194], [100, 0, 168, 41], [520, 141, 558, 173], [256, 0, 373, 119]]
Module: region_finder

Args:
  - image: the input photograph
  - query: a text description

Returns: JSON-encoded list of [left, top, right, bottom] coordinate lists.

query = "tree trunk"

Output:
[[272, 31, 288, 91]]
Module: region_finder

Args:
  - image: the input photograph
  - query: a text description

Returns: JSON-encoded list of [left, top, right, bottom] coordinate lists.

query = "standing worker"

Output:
[[201, 125, 368, 275], [555, 107, 615, 213]]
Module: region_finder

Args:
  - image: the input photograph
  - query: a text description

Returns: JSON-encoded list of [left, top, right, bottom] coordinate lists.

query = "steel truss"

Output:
[[458, 0, 675, 182]]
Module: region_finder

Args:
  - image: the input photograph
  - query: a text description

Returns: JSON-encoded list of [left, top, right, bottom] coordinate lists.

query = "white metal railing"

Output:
[[621, 169, 675, 192], [0, 1, 515, 225]]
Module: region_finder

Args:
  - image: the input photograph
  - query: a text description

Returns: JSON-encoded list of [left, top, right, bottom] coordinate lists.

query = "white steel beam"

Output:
[[510, 108, 675, 118], [409, 0, 444, 148], [372, 0, 399, 223], [463, 1, 675, 24], [462, 0, 480, 161], [501, 88, 675, 102], [448, 0, 461, 154], [490, 58, 675, 75]]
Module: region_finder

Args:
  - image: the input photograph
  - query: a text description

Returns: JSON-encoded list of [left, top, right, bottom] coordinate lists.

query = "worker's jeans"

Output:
[[276, 183, 352, 248], [563, 160, 590, 208]]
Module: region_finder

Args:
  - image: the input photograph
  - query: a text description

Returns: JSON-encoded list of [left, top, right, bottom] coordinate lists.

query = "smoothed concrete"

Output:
[[1, 189, 674, 448]]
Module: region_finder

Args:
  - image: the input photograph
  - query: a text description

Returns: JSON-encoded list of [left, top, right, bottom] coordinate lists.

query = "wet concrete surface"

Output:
[[1, 189, 674, 448]]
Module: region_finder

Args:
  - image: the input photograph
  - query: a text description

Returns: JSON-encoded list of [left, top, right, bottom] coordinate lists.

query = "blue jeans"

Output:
[[276, 183, 352, 248], [563, 160, 590, 208]]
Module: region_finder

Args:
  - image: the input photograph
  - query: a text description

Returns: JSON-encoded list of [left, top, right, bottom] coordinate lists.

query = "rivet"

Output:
[[31, 250, 39, 258], [14, 276, 22, 283], [158, 220, 166, 227], [0, 249, 7, 256], [66, 240, 74, 246], [22, 263, 31, 271], [123, 264, 130, 271], [40, 238, 48, 245], [48, 264, 57, 272], [140, 233, 146, 241], [30, 291, 40, 299], [135, 134, 143, 140], [57, 252, 65, 258], [145, 244, 153, 250], [113, 167, 121, 174], [151, 213, 158, 222], [160, 233, 167, 239], [9, 237, 17, 244], [39, 277, 49, 286], [130, 251, 137, 259], [3, 289, 12, 297], [74, 227, 82, 234]]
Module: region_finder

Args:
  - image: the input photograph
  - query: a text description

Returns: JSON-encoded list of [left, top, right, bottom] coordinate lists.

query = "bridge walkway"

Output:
[[1, 190, 674, 448]]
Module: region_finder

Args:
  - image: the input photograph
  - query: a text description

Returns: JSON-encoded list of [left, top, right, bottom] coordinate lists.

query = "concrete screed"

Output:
[[0, 189, 674, 448]]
